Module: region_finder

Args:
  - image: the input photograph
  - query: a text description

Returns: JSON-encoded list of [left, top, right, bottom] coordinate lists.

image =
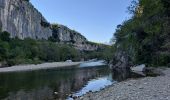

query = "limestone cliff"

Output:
[[51, 24, 87, 43], [51, 24, 101, 51], [0, 0, 102, 51], [0, 0, 52, 39]]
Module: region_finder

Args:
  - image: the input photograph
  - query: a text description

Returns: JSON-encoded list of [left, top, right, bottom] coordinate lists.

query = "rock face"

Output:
[[0, 0, 103, 51], [109, 51, 131, 76], [73, 42, 100, 51], [51, 24, 101, 51], [52, 24, 87, 43], [0, 0, 52, 39], [110, 51, 130, 69]]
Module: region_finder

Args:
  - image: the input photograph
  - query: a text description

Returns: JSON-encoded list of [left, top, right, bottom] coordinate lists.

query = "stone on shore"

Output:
[[131, 64, 146, 72]]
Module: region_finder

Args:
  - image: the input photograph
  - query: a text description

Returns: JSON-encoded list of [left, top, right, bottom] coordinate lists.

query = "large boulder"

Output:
[[109, 51, 132, 79], [109, 51, 131, 70]]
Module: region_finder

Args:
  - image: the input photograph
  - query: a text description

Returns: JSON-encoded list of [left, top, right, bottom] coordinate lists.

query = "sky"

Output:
[[30, 0, 132, 43]]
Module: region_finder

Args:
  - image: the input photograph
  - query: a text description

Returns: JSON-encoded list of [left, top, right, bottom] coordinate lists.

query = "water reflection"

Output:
[[112, 67, 131, 82], [0, 65, 111, 100], [72, 76, 113, 98], [111, 67, 159, 82], [0, 62, 154, 100], [79, 60, 106, 68]]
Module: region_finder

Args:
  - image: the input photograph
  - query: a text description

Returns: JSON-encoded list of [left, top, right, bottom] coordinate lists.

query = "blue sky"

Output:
[[30, 0, 132, 43]]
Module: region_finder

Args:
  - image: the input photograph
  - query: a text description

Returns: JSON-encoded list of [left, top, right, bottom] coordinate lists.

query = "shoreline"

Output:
[[77, 68, 170, 100], [0, 62, 82, 73]]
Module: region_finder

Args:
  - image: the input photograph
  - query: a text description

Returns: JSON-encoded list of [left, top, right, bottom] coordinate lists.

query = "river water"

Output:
[[0, 61, 152, 100], [0, 61, 113, 100]]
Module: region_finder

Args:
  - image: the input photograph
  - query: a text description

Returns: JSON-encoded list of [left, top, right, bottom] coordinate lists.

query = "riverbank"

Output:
[[77, 68, 170, 100], [0, 62, 81, 73]]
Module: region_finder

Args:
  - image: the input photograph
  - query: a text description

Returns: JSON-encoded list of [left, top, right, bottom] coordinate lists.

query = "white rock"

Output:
[[131, 64, 146, 72], [54, 92, 58, 94], [144, 82, 148, 85]]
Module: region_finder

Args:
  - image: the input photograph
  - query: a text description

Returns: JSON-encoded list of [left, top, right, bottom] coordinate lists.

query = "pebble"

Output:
[[143, 82, 147, 85], [128, 83, 132, 86], [139, 86, 144, 89], [76, 68, 170, 100], [54, 92, 58, 95], [69, 94, 73, 98]]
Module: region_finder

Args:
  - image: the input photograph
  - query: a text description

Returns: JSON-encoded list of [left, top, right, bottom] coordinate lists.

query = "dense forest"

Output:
[[0, 30, 112, 67], [112, 0, 170, 67]]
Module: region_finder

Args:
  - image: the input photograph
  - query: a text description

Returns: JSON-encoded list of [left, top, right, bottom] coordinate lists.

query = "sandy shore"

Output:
[[0, 62, 81, 73], [77, 68, 170, 100]]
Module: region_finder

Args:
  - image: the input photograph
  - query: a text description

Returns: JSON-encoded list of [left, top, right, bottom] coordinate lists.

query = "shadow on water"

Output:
[[0, 62, 159, 100]]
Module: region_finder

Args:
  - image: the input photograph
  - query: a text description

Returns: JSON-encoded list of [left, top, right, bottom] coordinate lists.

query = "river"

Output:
[[0, 61, 148, 100]]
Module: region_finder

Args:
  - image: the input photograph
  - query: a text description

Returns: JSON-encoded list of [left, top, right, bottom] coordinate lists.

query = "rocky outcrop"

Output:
[[51, 24, 101, 51], [109, 51, 132, 76], [0, 0, 52, 39], [73, 42, 100, 51], [109, 51, 130, 69], [51, 24, 87, 43]]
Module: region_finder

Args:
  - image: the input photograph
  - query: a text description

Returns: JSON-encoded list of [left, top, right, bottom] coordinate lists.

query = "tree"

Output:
[[0, 31, 10, 41], [112, 0, 170, 67]]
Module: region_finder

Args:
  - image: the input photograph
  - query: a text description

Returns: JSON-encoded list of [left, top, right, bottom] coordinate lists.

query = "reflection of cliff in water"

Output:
[[112, 67, 131, 82], [0, 66, 110, 100]]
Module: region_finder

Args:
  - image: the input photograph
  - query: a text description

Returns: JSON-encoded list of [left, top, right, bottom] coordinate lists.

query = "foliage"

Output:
[[0, 30, 111, 66], [50, 24, 60, 42], [0, 31, 82, 66], [113, 0, 170, 67], [0, 31, 10, 41], [82, 45, 114, 62]]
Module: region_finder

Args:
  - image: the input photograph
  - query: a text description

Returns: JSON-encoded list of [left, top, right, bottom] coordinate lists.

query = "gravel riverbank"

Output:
[[77, 68, 170, 100], [0, 62, 81, 73]]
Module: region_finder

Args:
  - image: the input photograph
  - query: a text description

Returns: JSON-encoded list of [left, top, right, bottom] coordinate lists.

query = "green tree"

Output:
[[0, 31, 10, 41], [112, 0, 170, 67]]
